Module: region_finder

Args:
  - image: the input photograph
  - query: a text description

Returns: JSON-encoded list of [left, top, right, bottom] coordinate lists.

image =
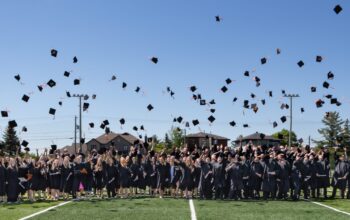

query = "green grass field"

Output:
[[1, 198, 350, 220]]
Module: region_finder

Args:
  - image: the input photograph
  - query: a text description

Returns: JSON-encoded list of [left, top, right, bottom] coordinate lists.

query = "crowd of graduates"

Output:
[[0, 142, 349, 204]]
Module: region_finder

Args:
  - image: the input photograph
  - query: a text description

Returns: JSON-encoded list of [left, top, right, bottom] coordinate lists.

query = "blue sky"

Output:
[[0, 0, 349, 151]]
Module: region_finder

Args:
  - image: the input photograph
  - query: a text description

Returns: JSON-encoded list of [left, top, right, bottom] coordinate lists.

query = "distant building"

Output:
[[61, 132, 141, 155], [234, 132, 281, 147], [186, 132, 230, 150]]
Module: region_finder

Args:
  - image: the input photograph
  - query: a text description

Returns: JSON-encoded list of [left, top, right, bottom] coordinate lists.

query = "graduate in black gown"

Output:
[[315, 154, 330, 198], [72, 155, 84, 199], [261, 153, 278, 200], [250, 155, 263, 199], [130, 156, 140, 196], [212, 155, 225, 200], [331, 152, 348, 199], [169, 156, 181, 197], [104, 156, 118, 198], [93, 157, 104, 198], [198, 156, 213, 199], [60, 156, 73, 200], [241, 155, 251, 199], [118, 157, 131, 198], [178, 156, 194, 199], [156, 155, 170, 198], [49, 159, 61, 200], [0, 158, 7, 203], [7, 158, 19, 203], [276, 154, 290, 200], [226, 155, 243, 200]]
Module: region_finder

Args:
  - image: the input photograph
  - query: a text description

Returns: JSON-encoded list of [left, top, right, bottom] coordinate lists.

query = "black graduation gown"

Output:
[[308, 160, 317, 189], [212, 162, 225, 189], [156, 162, 170, 190], [241, 161, 251, 189], [130, 163, 140, 188], [0, 165, 7, 196], [192, 166, 201, 189], [49, 168, 61, 190], [7, 167, 19, 202], [31, 167, 48, 191], [332, 161, 348, 190], [93, 169, 104, 190], [261, 159, 278, 193], [105, 164, 118, 191], [226, 162, 243, 191], [250, 161, 263, 191], [169, 164, 182, 189], [18, 165, 29, 195], [179, 162, 194, 191], [315, 160, 330, 188], [277, 160, 290, 193], [118, 165, 131, 188], [60, 165, 73, 193], [138, 163, 146, 190], [198, 162, 213, 199], [72, 163, 84, 193]]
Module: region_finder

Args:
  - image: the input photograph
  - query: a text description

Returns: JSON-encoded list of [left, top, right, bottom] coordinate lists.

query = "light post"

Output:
[[72, 94, 88, 154], [283, 94, 299, 148]]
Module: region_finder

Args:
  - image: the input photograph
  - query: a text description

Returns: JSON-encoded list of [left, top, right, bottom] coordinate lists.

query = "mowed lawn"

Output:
[[1, 198, 350, 220]]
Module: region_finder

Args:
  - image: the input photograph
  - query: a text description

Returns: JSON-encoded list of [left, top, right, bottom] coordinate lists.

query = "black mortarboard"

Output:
[[74, 79, 80, 85], [253, 76, 261, 83], [316, 99, 324, 108], [297, 60, 304, 67], [1, 111, 8, 117], [140, 125, 145, 130], [301, 108, 305, 113], [190, 86, 197, 92], [133, 126, 138, 131], [66, 91, 71, 97], [22, 94, 30, 102], [64, 71, 70, 77], [325, 94, 332, 99], [282, 90, 286, 95], [111, 75, 117, 81], [177, 116, 183, 123], [22, 126, 27, 132], [73, 56, 78, 63], [21, 140, 29, 147], [278, 133, 284, 139], [192, 119, 199, 126], [38, 85, 43, 92], [200, 99, 206, 105], [233, 97, 238, 102], [269, 91, 273, 97], [51, 144, 57, 151], [331, 98, 338, 104], [185, 122, 190, 127], [151, 57, 158, 64], [147, 104, 154, 111], [115, 119, 124, 126], [243, 100, 249, 108], [14, 74, 21, 81], [210, 109, 216, 113], [135, 87, 140, 93], [334, 5, 343, 14], [8, 120, 17, 127], [323, 81, 330, 89], [49, 108, 56, 115], [47, 79, 56, 88], [83, 103, 89, 111], [327, 71, 334, 80], [215, 15, 221, 22], [58, 101, 63, 106], [122, 82, 127, 88], [316, 56, 323, 62], [100, 123, 106, 129], [24, 147, 30, 152], [103, 120, 109, 125], [260, 133, 265, 139], [276, 48, 281, 54], [105, 127, 110, 134], [311, 87, 316, 92], [209, 99, 216, 105], [261, 57, 267, 65], [251, 93, 256, 98], [208, 115, 215, 123], [280, 116, 287, 123], [89, 122, 94, 128], [261, 99, 266, 105], [51, 49, 58, 57], [336, 101, 342, 106], [273, 121, 278, 128], [92, 94, 97, 99], [197, 94, 202, 100], [226, 78, 232, 84], [80, 138, 85, 144], [243, 124, 249, 128], [244, 71, 249, 77], [229, 121, 236, 127], [221, 86, 228, 93]]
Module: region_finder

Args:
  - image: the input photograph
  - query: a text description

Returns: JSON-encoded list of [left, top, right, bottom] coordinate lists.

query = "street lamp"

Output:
[[283, 94, 299, 148], [72, 94, 88, 154]]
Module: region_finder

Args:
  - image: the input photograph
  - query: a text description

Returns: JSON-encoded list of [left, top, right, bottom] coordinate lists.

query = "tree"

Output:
[[164, 133, 172, 149], [169, 127, 185, 148], [341, 119, 350, 146], [3, 125, 20, 155], [272, 129, 298, 146], [314, 111, 344, 147]]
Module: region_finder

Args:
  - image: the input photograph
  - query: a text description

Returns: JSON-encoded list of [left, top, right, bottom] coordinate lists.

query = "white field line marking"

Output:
[[189, 199, 197, 220], [18, 201, 72, 220], [303, 199, 350, 217]]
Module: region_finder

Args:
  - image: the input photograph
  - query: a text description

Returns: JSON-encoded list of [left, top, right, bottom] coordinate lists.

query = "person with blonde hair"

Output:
[[49, 159, 61, 200], [7, 158, 19, 203], [119, 157, 131, 198]]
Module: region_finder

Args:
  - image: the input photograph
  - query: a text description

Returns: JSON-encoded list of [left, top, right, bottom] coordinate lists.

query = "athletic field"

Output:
[[1, 198, 350, 220]]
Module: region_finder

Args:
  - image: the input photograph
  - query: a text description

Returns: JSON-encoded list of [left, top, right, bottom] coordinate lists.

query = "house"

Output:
[[185, 132, 229, 150], [86, 132, 141, 153], [234, 132, 281, 147]]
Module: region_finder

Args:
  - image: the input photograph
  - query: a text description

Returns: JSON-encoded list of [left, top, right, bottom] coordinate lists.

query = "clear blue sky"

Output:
[[0, 0, 349, 151]]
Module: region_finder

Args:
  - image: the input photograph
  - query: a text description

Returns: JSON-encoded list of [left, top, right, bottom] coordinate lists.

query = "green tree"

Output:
[[3, 125, 20, 155], [272, 129, 298, 146], [341, 119, 350, 146], [314, 111, 344, 147], [169, 127, 185, 148]]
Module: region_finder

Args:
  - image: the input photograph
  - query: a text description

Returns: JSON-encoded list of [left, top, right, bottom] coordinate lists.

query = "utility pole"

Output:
[[283, 94, 299, 148], [72, 94, 88, 154], [308, 135, 311, 147], [74, 116, 77, 154]]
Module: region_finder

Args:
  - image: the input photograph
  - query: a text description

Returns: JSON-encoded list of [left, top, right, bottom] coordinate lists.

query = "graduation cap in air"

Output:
[[261, 57, 267, 65], [269, 91, 273, 97], [282, 90, 286, 95], [8, 120, 17, 128], [110, 75, 117, 81], [260, 133, 266, 139], [22, 94, 30, 102], [325, 94, 332, 99], [147, 104, 154, 111], [280, 116, 287, 123], [49, 108, 56, 116], [116, 118, 124, 126], [323, 81, 330, 89], [251, 93, 256, 99], [51, 49, 58, 57], [64, 71, 70, 77], [334, 5, 343, 14], [192, 119, 199, 126], [278, 133, 284, 139], [51, 144, 57, 151], [221, 86, 228, 93], [243, 124, 249, 128], [100, 123, 106, 129], [1, 111, 8, 117], [74, 79, 80, 85], [66, 91, 71, 98], [276, 48, 281, 54], [38, 85, 43, 92], [261, 99, 266, 105], [208, 115, 215, 123], [140, 125, 145, 130], [243, 100, 249, 108], [226, 78, 232, 84], [311, 87, 316, 92], [316, 99, 325, 108], [331, 98, 338, 104], [122, 82, 127, 89], [233, 97, 238, 102], [103, 120, 109, 126], [273, 121, 278, 128], [14, 74, 21, 81], [89, 122, 95, 128], [73, 56, 78, 63], [177, 116, 183, 123], [316, 56, 323, 62], [215, 15, 221, 22], [150, 57, 158, 64], [297, 60, 304, 67], [21, 140, 29, 147], [301, 108, 305, 113], [190, 86, 197, 92], [229, 121, 236, 127], [47, 79, 56, 88], [92, 94, 96, 99], [24, 147, 30, 152], [327, 71, 334, 80], [105, 127, 110, 134], [133, 126, 138, 131], [210, 109, 216, 113], [336, 101, 342, 106], [135, 87, 141, 93], [244, 71, 249, 77], [185, 122, 190, 127], [200, 99, 206, 105], [83, 103, 89, 111], [58, 101, 63, 106]]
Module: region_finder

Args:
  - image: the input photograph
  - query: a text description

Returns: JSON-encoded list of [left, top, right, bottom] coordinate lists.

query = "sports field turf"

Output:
[[1, 198, 350, 220]]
